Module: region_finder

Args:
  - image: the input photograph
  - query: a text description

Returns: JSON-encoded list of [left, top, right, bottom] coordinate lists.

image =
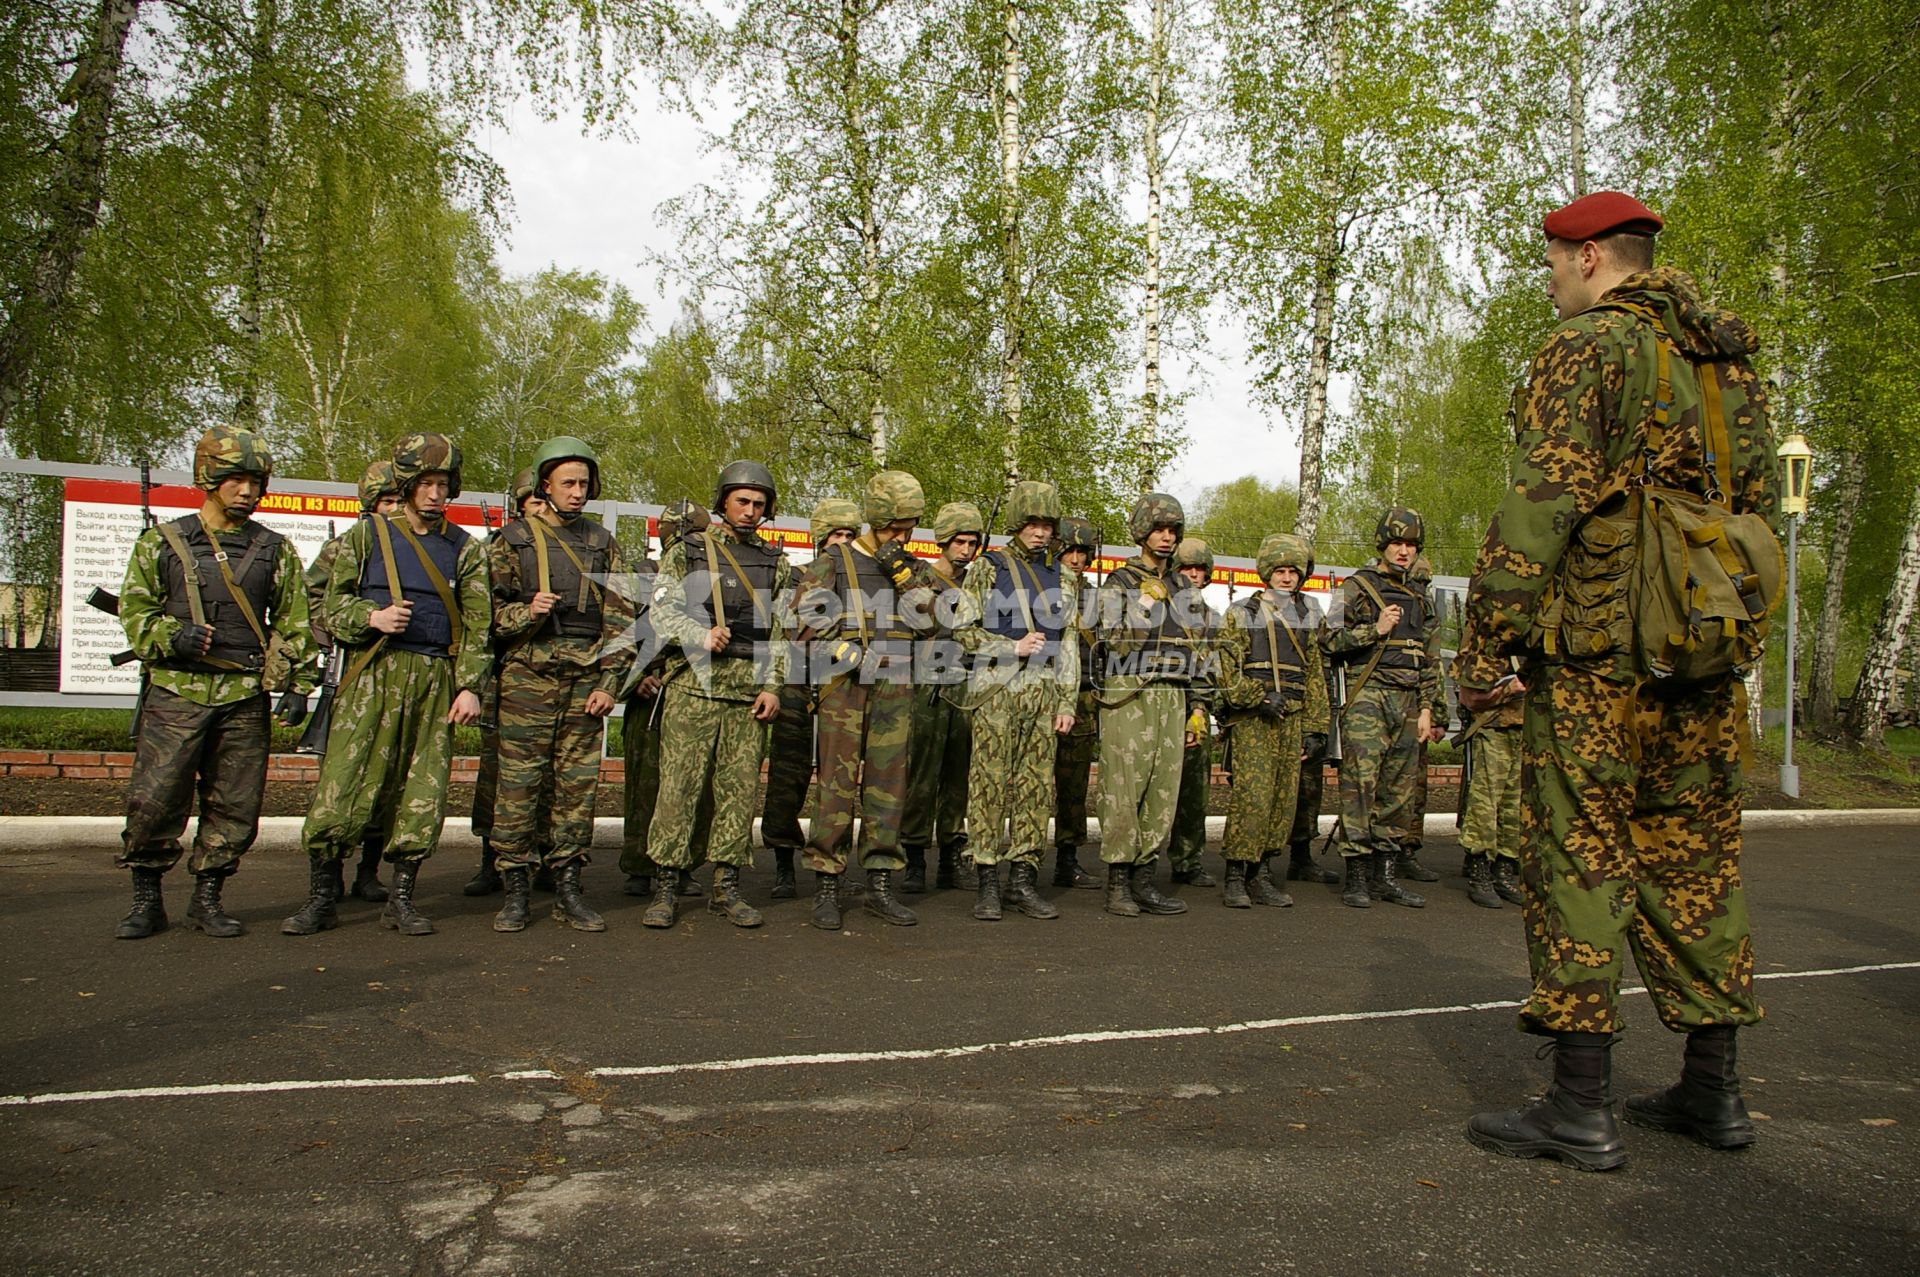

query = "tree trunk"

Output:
[[997, 0, 1025, 490], [838, 0, 887, 467], [1567, 0, 1587, 196], [1844, 482, 1920, 747], [1137, 0, 1168, 492], [1295, 0, 1349, 544], [0, 0, 144, 443], [1806, 444, 1865, 727], [233, 0, 279, 426]]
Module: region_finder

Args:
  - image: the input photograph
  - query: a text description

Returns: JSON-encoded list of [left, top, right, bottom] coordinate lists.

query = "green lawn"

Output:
[[0, 705, 493, 757]]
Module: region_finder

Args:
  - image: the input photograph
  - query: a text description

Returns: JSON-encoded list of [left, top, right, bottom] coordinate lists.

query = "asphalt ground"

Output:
[[2, 824, 1916, 1276]]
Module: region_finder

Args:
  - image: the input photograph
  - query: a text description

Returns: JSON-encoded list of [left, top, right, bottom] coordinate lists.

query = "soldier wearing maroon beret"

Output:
[[1458, 191, 1780, 1171]]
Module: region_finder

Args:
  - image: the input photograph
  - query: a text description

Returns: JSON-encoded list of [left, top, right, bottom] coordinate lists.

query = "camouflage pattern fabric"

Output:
[[118, 686, 270, 874], [646, 682, 764, 869], [803, 677, 914, 874], [902, 682, 971, 859], [490, 662, 606, 869], [1052, 688, 1099, 854], [470, 700, 555, 855], [1221, 713, 1303, 862], [965, 678, 1056, 866], [1095, 687, 1184, 865], [1334, 682, 1421, 860], [760, 681, 815, 853], [1460, 724, 1523, 864], [1403, 740, 1431, 853], [1518, 666, 1762, 1035], [649, 529, 792, 702], [1167, 734, 1211, 871], [1289, 738, 1326, 849], [619, 689, 710, 875], [193, 423, 273, 490]]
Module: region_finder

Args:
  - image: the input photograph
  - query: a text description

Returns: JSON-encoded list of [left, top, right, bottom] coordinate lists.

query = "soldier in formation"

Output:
[[1450, 652, 1525, 910], [1165, 538, 1222, 889], [1050, 516, 1103, 891], [900, 501, 984, 893]]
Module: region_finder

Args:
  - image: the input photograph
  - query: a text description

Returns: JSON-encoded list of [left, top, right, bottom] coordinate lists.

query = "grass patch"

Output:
[[0, 705, 490, 757]]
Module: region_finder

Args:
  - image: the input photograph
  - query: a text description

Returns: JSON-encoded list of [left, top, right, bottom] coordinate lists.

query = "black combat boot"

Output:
[[1492, 856, 1525, 905], [1396, 846, 1440, 882], [1369, 849, 1426, 908], [1467, 1033, 1626, 1172], [708, 864, 763, 928], [642, 872, 679, 929], [552, 861, 605, 932], [463, 843, 502, 897], [350, 840, 389, 902], [623, 872, 654, 897], [972, 860, 1003, 921], [380, 861, 435, 936], [1104, 863, 1140, 917], [1464, 853, 1502, 909], [1248, 853, 1295, 907], [1130, 860, 1189, 915], [1053, 846, 1099, 890], [1221, 860, 1253, 909], [1624, 1026, 1757, 1150], [1340, 855, 1372, 909], [674, 867, 705, 897], [185, 869, 244, 937], [955, 855, 979, 890], [770, 847, 798, 899], [1170, 864, 1216, 888], [935, 846, 958, 890], [811, 872, 844, 931], [1286, 839, 1340, 884], [864, 868, 918, 926], [115, 867, 168, 940], [281, 857, 340, 936], [493, 866, 532, 932], [1005, 862, 1059, 920], [900, 848, 928, 895]]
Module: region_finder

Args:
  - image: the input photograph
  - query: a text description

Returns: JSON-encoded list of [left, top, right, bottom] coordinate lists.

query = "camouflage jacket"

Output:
[[1218, 588, 1330, 735], [1458, 267, 1780, 688], [1322, 561, 1442, 707], [120, 512, 319, 707], [953, 539, 1080, 717], [650, 526, 791, 702], [1093, 554, 1204, 715], [306, 535, 342, 650], [320, 513, 493, 697], [487, 516, 636, 697], [1170, 581, 1224, 716]]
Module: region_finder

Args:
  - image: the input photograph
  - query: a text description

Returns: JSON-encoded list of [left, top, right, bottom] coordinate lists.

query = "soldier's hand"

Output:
[[585, 690, 616, 717], [1417, 706, 1436, 742], [874, 541, 918, 589], [704, 624, 732, 653], [750, 691, 780, 722], [1054, 712, 1075, 735], [1301, 732, 1328, 763], [1014, 631, 1046, 658], [529, 591, 561, 617], [272, 690, 309, 727], [447, 689, 482, 726], [170, 622, 214, 659], [1373, 604, 1403, 636], [370, 601, 413, 635], [636, 673, 663, 699]]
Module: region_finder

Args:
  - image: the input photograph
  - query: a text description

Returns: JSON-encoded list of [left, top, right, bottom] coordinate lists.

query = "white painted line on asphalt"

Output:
[[0, 1072, 476, 1108], [497, 1069, 561, 1080]]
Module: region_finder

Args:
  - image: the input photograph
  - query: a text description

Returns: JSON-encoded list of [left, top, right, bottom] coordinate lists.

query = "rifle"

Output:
[[1326, 662, 1347, 765], [296, 646, 340, 754], [126, 460, 156, 739], [1455, 734, 1473, 829]]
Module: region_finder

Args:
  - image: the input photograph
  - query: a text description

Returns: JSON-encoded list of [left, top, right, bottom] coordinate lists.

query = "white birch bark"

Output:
[[1295, 0, 1349, 544], [233, 0, 279, 426], [1807, 445, 1866, 726], [838, 0, 888, 467], [997, 0, 1024, 490], [1137, 0, 1169, 492], [1845, 482, 1920, 746]]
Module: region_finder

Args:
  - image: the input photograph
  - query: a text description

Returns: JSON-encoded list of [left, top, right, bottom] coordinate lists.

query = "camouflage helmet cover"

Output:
[[864, 469, 926, 526], [531, 435, 601, 501], [932, 501, 985, 546], [1003, 480, 1062, 534], [1410, 553, 1434, 584], [391, 432, 463, 499], [359, 459, 401, 513], [1057, 515, 1098, 554], [1126, 491, 1185, 543], [1256, 532, 1314, 585], [658, 499, 710, 552], [811, 497, 863, 544], [1375, 505, 1425, 549], [714, 459, 777, 519], [193, 424, 273, 493], [1171, 536, 1214, 576], [509, 466, 538, 509]]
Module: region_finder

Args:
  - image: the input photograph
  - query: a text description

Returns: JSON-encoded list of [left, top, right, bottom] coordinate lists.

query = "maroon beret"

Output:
[[1542, 191, 1664, 242]]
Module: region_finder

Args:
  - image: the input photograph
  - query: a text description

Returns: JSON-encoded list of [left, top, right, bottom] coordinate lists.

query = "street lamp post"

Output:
[[1777, 432, 1814, 798]]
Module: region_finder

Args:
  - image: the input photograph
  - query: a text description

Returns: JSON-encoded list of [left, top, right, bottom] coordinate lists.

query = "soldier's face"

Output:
[[1143, 525, 1179, 559], [723, 489, 767, 530], [1383, 539, 1418, 569], [1061, 547, 1090, 571], [411, 473, 451, 518], [545, 461, 592, 514], [1178, 565, 1208, 589], [821, 528, 854, 548], [374, 494, 402, 515], [1545, 238, 1598, 320], [1269, 566, 1301, 591], [946, 533, 981, 566], [213, 474, 261, 519], [523, 495, 550, 520], [1017, 519, 1053, 552]]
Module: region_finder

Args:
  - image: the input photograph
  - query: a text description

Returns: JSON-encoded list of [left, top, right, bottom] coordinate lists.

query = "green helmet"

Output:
[[1127, 491, 1185, 543], [932, 501, 985, 546], [193, 424, 273, 493], [864, 469, 926, 526], [1375, 505, 1424, 549], [1256, 533, 1314, 585], [811, 497, 863, 544], [714, 459, 777, 520], [1057, 516, 1098, 554], [358, 460, 400, 514], [391, 432, 463, 499], [532, 435, 601, 502], [509, 466, 537, 511], [659, 499, 709, 552], [1171, 537, 1214, 576], [1003, 480, 1062, 535]]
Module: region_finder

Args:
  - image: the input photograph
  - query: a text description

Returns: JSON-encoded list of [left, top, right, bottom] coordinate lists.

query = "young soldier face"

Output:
[[410, 473, 451, 519], [1016, 519, 1053, 552], [722, 488, 767, 531], [1268, 566, 1301, 592], [544, 460, 593, 514], [213, 473, 262, 520], [1544, 237, 1600, 320], [1143, 525, 1179, 558], [946, 532, 981, 566], [1061, 547, 1090, 572], [373, 493, 402, 515], [1382, 539, 1418, 569], [821, 528, 855, 548], [1177, 565, 1208, 589]]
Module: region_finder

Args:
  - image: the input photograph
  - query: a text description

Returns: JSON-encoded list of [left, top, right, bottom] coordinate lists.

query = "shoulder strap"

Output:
[[528, 518, 554, 596], [835, 543, 868, 645], [1699, 361, 1733, 506], [155, 519, 207, 629], [212, 532, 270, 651], [393, 521, 463, 655]]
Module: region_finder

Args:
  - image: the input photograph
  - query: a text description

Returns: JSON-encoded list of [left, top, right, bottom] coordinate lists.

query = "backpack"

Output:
[[1538, 304, 1784, 682]]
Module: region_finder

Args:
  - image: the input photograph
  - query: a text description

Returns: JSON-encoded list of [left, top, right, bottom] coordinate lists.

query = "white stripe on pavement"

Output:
[[0, 1073, 475, 1107]]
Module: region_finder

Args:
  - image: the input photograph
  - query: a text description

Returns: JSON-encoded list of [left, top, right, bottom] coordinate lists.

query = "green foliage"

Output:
[[1188, 475, 1300, 559]]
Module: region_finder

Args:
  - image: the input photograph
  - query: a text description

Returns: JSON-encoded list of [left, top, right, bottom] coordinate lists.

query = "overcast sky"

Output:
[[476, 95, 1299, 511]]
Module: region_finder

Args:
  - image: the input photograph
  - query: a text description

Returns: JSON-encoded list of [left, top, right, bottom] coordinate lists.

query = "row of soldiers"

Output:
[[109, 425, 1521, 938]]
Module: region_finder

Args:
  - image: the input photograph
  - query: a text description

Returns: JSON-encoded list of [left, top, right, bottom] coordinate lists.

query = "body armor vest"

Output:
[[1109, 562, 1199, 684], [823, 542, 915, 643], [502, 517, 614, 641], [1232, 592, 1311, 708], [359, 518, 468, 657], [157, 515, 282, 673], [1351, 566, 1428, 677], [682, 529, 782, 660], [981, 547, 1066, 663]]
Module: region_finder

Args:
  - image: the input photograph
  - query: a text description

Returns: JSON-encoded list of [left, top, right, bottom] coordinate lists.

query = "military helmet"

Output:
[[1002, 480, 1062, 535], [193, 424, 272, 493], [1375, 505, 1425, 549], [714, 459, 777, 520], [1410, 553, 1434, 584], [658, 499, 709, 553], [1171, 537, 1214, 577], [1126, 491, 1185, 543], [531, 435, 601, 501], [1256, 532, 1314, 585], [864, 470, 926, 526], [1057, 516, 1098, 554], [811, 497, 863, 544], [358, 460, 400, 514], [509, 467, 538, 511], [932, 501, 985, 547], [391, 432, 463, 499]]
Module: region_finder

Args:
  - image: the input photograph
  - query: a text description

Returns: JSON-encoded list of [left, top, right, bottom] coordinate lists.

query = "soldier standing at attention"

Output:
[[1322, 507, 1445, 911], [1215, 533, 1328, 909], [1390, 553, 1449, 887], [762, 498, 860, 900], [485, 437, 634, 934], [114, 425, 317, 939], [1050, 515, 1103, 890], [285, 433, 489, 937], [1089, 492, 1194, 918], [899, 501, 984, 893], [642, 461, 790, 931], [1451, 652, 1525, 910], [1165, 538, 1221, 889], [1461, 192, 1776, 1170], [959, 481, 1079, 922]]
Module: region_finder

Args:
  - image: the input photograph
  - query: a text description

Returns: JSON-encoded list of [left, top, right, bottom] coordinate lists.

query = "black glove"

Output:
[[170, 622, 214, 660], [873, 541, 917, 590], [1301, 732, 1328, 763], [273, 690, 309, 727]]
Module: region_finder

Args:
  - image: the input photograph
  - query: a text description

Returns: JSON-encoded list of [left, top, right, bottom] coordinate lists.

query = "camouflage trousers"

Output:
[[473, 701, 553, 853], [302, 648, 457, 864], [119, 686, 269, 874], [1289, 735, 1327, 849], [1460, 725, 1522, 864], [1403, 740, 1431, 852], [761, 683, 815, 853], [1095, 684, 1184, 866], [647, 685, 764, 870], [804, 672, 911, 875], [1519, 665, 1762, 1037], [491, 660, 605, 869], [1335, 682, 1420, 860], [902, 683, 971, 857], [620, 690, 711, 876], [1053, 692, 1098, 853], [965, 676, 1058, 867], [1222, 713, 1303, 863], [1167, 737, 1212, 870]]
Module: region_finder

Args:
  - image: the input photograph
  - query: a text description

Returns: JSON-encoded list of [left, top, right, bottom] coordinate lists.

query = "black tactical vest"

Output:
[[682, 529, 783, 659], [1232, 592, 1310, 707], [822, 542, 915, 642], [157, 515, 282, 673], [502, 516, 614, 641], [359, 517, 469, 657], [1352, 566, 1428, 674], [1108, 562, 1201, 683]]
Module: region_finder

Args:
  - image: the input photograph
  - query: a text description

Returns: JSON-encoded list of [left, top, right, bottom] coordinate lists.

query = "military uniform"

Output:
[[1392, 556, 1449, 884], [900, 500, 984, 893], [1165, 540, 1223, 887], [1452, 654, 1524, 909], [1051, 516, 1102, 890]]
